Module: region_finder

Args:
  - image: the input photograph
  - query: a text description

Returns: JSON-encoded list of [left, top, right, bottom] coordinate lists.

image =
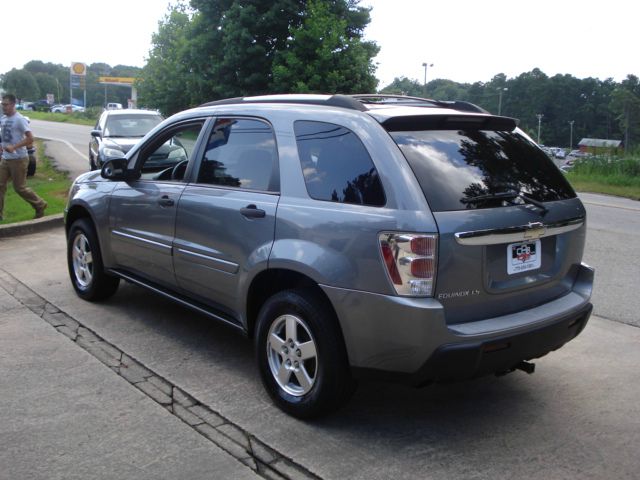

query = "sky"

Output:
[[1, 0, 636, 89]]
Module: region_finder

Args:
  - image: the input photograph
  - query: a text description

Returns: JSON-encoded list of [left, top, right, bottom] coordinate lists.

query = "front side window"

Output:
[[138, 122, 205, 180], [197, 118, 277, 191], [294, 121, 385, 207]]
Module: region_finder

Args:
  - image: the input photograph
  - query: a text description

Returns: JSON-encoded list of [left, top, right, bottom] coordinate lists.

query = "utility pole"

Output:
[[422, 62, 433, 97], [568, 120, 574, 150], [497, 87, 508, 115], [536, 114, 544, 144]]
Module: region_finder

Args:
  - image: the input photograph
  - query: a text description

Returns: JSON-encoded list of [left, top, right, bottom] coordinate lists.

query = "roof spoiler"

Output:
[[382, 114, 517, 132]]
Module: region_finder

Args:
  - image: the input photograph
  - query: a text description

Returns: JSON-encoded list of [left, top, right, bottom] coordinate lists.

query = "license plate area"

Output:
[[507, 239, 541, 275]]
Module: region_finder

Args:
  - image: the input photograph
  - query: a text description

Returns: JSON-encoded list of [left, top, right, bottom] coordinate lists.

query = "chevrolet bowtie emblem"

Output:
[[523, 222, 546, 239]]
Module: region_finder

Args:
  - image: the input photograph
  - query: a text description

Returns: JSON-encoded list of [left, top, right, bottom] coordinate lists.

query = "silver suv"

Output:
[[65, 94, 594, 418]]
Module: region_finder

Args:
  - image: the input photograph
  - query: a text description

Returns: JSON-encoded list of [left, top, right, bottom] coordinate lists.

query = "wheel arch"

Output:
[[65, 204, 114, 267], [65, 204, 94, 236], [246, 269, 343, 342]]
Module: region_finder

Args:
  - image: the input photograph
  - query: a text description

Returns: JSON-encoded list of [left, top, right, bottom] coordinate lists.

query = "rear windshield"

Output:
[[389, 129, 576, 212]]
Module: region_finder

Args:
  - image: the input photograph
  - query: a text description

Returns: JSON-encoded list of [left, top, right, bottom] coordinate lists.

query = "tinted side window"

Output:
[[138, 122, 205, 181], [197, 118, 277, 191], [294, 121, 385, 207]]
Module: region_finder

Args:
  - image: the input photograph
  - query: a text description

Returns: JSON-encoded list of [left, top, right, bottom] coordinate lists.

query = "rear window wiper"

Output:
[[461, 190, 548, 213]]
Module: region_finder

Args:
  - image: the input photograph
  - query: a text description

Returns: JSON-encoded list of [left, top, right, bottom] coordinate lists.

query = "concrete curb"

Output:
[[0, 268, 319, 480], [0, 213, 64, 238]]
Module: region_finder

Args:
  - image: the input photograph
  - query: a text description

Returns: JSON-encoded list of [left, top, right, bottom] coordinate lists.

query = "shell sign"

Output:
[[70, 62, 87, 76]]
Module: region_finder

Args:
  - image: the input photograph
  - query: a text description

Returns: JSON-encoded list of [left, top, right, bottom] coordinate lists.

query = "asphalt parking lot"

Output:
[[1, 224, 639, 480], [1, 135, 639, 478]]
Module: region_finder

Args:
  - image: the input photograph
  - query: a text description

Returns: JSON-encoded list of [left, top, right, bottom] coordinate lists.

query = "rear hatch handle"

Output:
[[455, 217, 584, 246]]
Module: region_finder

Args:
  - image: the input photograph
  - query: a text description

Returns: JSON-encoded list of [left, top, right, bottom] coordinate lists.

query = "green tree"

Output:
[[139, 0, 379, 113], [24, 60, 61, 76], [33, 73, 59, 100], [380, 77, 424, 97], [2, 68, 40, 100], [271, 0, 379, 93], [428, 79, 470, 102], [186, 0, 309, 100], [137, 3, 196, 114], [86, 63, 142, 108], [22, 61, 69, 103], [610, 75, 640, 150]]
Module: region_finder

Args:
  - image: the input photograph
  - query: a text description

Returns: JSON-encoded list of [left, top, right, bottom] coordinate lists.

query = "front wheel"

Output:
[[255, 290, 355, 419], [67, 219, 119, 301]]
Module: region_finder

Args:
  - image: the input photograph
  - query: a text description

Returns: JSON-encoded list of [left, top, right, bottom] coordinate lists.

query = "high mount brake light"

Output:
[[378, 233, 438, 297]]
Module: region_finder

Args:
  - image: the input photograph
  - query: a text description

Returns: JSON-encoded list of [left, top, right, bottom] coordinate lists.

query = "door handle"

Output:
[[240, 204, 265, 218], [158, 195, 175, 207]]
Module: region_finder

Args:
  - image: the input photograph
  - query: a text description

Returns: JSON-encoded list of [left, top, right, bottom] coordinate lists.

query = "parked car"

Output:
[[31, 99, 52, 111], [51, 104, 85, 113], [65, 94, 594, 418], [88, 109, 164, 170], [568, 149, 593, 159], [16, 101, 34, 111], [105, 102, 123, 110]]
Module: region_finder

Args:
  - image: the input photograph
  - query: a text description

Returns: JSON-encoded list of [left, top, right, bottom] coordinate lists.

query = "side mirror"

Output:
[[90, 129, 102, 138], [101, 158, 140, 181]]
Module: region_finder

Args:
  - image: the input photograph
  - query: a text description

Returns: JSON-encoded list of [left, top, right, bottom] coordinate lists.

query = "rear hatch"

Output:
[[384, 114, 586, 324]]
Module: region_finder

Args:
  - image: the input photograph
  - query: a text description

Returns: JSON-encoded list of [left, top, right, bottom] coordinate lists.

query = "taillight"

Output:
[[380, 243, 403, 284], [378, 233, 438, 297]]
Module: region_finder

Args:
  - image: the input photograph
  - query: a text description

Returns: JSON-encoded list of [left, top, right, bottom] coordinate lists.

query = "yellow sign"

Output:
[[98, 76, 136, 85], [71, 62, 87, 76]]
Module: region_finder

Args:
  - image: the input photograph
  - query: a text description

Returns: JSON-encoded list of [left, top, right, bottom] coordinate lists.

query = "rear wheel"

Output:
[[67, 219, 119, 301], [255, 289, 355, 418]]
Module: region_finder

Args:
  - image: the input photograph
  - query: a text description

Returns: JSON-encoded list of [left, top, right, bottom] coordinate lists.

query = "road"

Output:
[[580, 193, 640, 327], [30, 118, 93, 181], [30, 118, 92, 154], [3, 120, 638, 479]]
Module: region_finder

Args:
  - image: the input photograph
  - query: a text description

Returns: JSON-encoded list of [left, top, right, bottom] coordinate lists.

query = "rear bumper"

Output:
[[323, 263, 594, 385], [395, 302, 591, 385]]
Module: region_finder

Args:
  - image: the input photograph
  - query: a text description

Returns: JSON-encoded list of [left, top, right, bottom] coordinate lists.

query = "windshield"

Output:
[[104, 114, 163, 137], [389, 129, 576, 212]]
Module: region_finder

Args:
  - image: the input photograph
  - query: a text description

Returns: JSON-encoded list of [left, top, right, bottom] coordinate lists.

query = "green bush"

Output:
[[24, 110, 97, 126], [571, 155, 640, 177], [565, 155, 640, 199]]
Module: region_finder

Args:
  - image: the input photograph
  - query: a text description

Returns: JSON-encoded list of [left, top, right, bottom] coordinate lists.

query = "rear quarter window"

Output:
[[389, 129, 576, 212], [294, 120, 385, 207]]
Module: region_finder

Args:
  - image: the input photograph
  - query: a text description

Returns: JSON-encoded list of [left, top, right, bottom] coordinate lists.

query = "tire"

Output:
[[89, 153, 97, 171], [255, 289, 355, 418], [67, 219, 120, 301]]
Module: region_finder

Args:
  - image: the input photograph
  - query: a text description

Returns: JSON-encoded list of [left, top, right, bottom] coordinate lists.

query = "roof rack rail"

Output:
[[197, 93, 491, 115], [350, 94, 440, 106], [199, 94, 367, 111], [350, 94, 489, 114]]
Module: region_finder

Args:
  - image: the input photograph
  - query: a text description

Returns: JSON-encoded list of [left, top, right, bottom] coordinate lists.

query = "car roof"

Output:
[[196, 94, 516, 130], [200, 94, 487, 113], [103, 109, 162, 116]]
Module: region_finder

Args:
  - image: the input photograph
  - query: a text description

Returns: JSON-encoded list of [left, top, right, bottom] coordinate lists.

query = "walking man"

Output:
[[0, 94, 47, 221]]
